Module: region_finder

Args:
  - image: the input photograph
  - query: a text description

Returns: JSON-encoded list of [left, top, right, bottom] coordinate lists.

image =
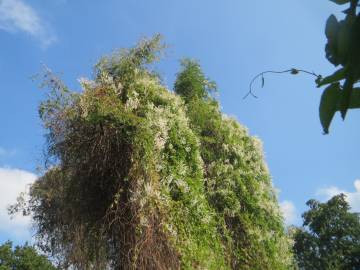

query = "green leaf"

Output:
[[337, 21, 351, 64], [319, 83, 341, 134], [340, 16, 355, 61], [338, 77, 353, 119], [317, 68, 346, 87], [325, 15, 342, 65], [348, 88, 360, 108], [329, 0, 350, 5], [325, 15, 339, 40]]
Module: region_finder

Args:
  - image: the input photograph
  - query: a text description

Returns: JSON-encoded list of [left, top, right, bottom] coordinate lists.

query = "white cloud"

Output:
[[0, 0, 56, 47], [317, 179, 360, 212], [0, 167, 37, 241], [280, 200, 297, 225]]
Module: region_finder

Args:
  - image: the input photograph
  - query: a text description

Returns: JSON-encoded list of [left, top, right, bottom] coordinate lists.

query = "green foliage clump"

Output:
[[14, 36, 293, 269], [293, 194, 360, 269], [174, 59, 216, 103], [0, 241, 56, 270], [175, 59, 294, 270]]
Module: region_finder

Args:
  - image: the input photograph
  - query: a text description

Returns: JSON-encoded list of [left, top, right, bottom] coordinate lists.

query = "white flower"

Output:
[[155, 164, 163, 172], [175, 179, 189, 193], [154, 135, 166, 150], [177, 161, 188, 176], [78, 77, 96, 90], [125, 95, 140, 111], [180, 137, 186, 145]]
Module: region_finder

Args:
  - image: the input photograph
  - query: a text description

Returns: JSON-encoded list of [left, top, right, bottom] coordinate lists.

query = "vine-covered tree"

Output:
[[11, 36, 293, 269], [293, 194, 360, 270], [0, 241, 56, 270]]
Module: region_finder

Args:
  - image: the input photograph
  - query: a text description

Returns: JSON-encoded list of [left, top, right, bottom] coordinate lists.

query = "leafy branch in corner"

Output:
[[246, 0, 360, 134]]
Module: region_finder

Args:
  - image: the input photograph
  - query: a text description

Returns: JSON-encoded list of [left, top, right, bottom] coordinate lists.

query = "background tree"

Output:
[[0, 241, 56, 270], [293, 194, 360, 270]]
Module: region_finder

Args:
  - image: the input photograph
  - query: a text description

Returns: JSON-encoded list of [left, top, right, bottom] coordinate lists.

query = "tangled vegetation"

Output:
[[12, 35, 293, 269]]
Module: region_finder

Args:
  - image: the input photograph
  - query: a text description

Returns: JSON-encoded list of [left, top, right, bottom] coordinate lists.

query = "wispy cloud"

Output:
[[317, 179, 360, 212], [280, 200, 297, 225], [0, 0, 56, 47], [0, 147, 16, 158], [0, 167, 36, 241], [0, 147, 7, 156]]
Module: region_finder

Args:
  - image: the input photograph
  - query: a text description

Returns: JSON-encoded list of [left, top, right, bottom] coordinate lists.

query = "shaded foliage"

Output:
[[293, 194, 360, 269]]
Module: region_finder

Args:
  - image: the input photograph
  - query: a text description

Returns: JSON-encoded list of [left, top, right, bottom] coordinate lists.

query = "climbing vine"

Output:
[[11, 36, 294, 270]]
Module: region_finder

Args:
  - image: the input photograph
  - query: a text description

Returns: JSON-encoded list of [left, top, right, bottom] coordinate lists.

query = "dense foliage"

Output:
[[0, 241, 56, 270], [293, 194, 360, 269], [317, 0, 360, 133], [13, 36, 293, 269], [174, 59, 293, 269]]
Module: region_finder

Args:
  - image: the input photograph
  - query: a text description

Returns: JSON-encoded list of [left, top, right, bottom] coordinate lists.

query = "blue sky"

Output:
[[1, 0, 360, 244]]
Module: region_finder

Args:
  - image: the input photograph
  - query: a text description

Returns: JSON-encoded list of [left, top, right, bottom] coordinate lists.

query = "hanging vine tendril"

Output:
[[244, 68, 321, 99]]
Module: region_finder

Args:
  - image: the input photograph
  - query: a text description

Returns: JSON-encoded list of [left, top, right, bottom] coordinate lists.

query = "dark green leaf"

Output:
[[339, 77, 353, 119], [325, 42, 340, 66], [343, 6, 354, 14], [317, 68, 346, 87], [325, 15, 339, 40], [319, 83, 341, 134], [325, 15, 341, 66], [337, 21, 351, 64], [348, 87, 360, 108], [329, 0, 350, 5]]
